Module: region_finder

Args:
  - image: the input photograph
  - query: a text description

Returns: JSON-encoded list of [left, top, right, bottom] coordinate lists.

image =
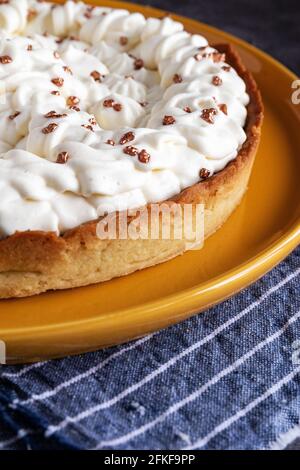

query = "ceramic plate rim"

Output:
[[1, 0, 300, 338]]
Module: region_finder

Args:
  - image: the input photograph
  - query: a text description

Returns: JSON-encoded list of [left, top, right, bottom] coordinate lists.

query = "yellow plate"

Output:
[[1, 1, 300, 364]]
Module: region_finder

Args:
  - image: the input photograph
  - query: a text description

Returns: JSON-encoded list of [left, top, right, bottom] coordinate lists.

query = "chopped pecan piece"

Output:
[[44, 111, 67, 119], [123, 146, 139, 156], [56, 152, 69, 164], [199, 168, 211, 179], [103, 99, 114, 108], [0, 55, 13, 64], [218, 103, 228, 115], [200, 108, 217, 124], [51, 77, 64, 87], [134, 58, 144, 70], [163, 115, 176, 125], [173, 73, 183, 83], [8, 111, 21, 120], [119, 132, 135, 145], [212, 75, 222, 86], [90, 70, 102, 82], [42, 123, 58, 134], [66, 96, 80, 107], [113, 103, 122, 112], [138, 149, 150, 164]]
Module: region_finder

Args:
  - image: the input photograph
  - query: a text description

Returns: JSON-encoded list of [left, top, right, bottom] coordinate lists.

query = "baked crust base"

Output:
[[0, 44, 264, 298]]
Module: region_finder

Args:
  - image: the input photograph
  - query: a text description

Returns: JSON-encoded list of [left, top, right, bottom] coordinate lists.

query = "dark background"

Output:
[[127, 0, 300, 75]]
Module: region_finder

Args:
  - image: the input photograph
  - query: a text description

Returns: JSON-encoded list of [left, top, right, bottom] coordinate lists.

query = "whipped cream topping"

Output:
[[0, 0, 249, 238]]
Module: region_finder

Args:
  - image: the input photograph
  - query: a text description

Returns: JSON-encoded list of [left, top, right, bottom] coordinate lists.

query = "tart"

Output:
[[0, 0, 263, 298]]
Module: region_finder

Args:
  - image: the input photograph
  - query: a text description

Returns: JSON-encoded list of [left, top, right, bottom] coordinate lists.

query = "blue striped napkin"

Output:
[[0, 246, 299, 450]]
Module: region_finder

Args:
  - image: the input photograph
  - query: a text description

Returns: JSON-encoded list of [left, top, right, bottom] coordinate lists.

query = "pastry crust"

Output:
[[0, 44, 263, 298]]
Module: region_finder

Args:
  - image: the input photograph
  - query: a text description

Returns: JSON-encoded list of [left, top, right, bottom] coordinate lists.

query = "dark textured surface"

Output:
[[128, 0, 300, 75], [0, 0, 299, 451], [286, 438, 300, 450]]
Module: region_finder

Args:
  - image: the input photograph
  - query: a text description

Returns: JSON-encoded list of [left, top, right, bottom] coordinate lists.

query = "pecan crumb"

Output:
[[199, 168, 211, 179], [27, 44, 33, 51], [123, 145, 139, 157], [103, 99, 114, 108], [63, 65, 73, 75], [113, 103, 122, 112], [134, 58, 144, 70], [200, 108, 217, 124], [53, 50, 60, 59], [212, 75, 222, 86], [119, 131, 135, 145], [218, 103, 228, 115], [8, 111, 21, 120], [81, 124, 94, 132], [66, 96, 80, 107], [183, 106, 192, 113], [56, 151, 69, 164], [163, 115, 176, 125], [90, 70, 102, 82], [51, 90, 60, 96], [208, 52, 226, 63], [106, 139, 115, 146], [89, 117, 97, 126], [202, 51, 226, 63], [42, 123, 58, 134], [138, 149, 150, 164], [51, 77, 64, 87], [173, 73, 183, 83], [44, 110, 67, 119], [194, 51, 226, 63], [0, 55, 13, 64], [120, 36, 128, 46], [222, 65, 231, 72], [70, 106, 80, 112]]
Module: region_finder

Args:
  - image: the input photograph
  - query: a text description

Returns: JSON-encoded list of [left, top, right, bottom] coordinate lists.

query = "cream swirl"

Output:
[[0, 0, 28, 34], [0, 0, 249, 238], [80, 8, 146, 49]]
